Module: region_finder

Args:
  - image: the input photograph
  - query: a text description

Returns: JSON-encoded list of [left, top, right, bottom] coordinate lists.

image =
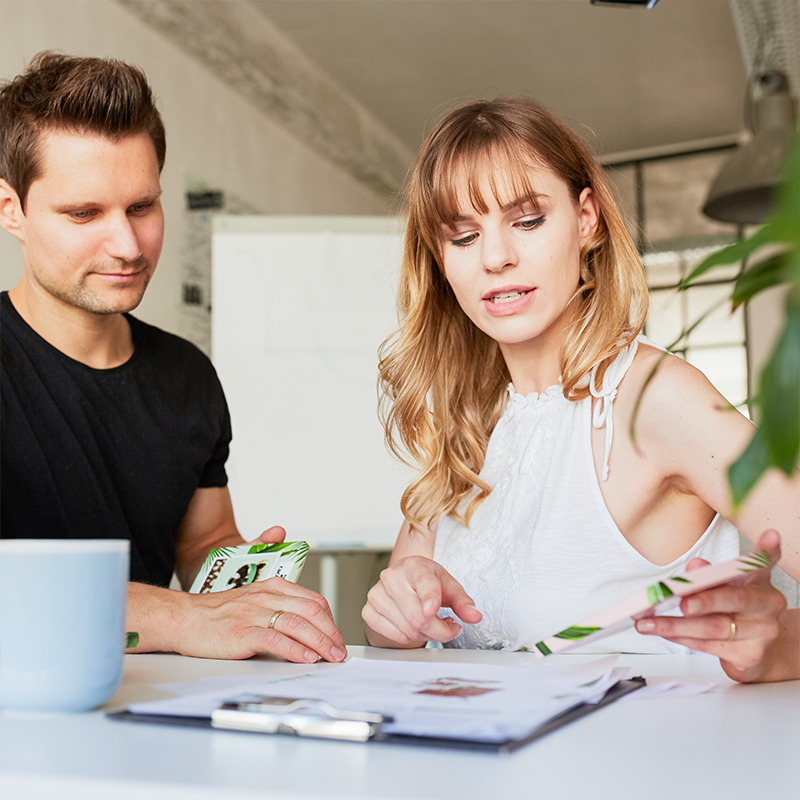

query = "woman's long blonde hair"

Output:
[[381, 98, 648, 531]]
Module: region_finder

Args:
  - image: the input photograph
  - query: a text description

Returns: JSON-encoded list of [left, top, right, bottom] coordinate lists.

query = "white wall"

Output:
[[0, 0, 394, 334]]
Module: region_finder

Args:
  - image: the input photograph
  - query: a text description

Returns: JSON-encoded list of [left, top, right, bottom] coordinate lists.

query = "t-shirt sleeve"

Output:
[[196, 365, 233, 489], [198, 401, 231, 488]]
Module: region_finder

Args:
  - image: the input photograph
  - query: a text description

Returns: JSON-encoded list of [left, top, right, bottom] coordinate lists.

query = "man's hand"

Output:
[[127, 578, 347, 663], [362, 555, 482, 648], [177, 577, 346, 663], [246, 526, 287, 545], [165, 486, 345, 663]]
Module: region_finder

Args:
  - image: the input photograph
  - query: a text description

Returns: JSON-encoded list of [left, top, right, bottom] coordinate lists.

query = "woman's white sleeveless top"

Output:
[[433, 339, 740, 654]]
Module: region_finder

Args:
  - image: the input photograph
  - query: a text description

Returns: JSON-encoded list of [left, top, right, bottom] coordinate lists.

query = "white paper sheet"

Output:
[[620, 677, 719, 700], [128, 656, 628, 742]]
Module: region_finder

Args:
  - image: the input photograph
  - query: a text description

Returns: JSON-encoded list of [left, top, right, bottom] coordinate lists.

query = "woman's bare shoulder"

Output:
[[627, 343, 728, 408], [620, 343, 752, 447]]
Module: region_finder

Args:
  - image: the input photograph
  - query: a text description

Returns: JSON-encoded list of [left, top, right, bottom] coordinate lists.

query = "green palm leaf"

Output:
[[554, 625, 601, 641], [646, 582, 674, 605], [738, 549, 771, 572]]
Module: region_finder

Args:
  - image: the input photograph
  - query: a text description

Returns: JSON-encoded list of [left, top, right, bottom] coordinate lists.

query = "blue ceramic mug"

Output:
[[0, 539, 129, 713]]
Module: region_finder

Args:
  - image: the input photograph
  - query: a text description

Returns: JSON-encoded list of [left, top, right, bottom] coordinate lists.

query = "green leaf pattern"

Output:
[[738, 549, 771, 572], [646, 582, 674, 606], [199, 540, 309, 573], [553, 625, 601, 641]]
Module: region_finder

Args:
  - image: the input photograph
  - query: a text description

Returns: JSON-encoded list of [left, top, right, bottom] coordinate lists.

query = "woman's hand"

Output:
[[362, 555, 483, 648], [635, 530, 791, 682]]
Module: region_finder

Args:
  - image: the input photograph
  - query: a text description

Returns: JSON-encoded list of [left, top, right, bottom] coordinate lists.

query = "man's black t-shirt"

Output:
[[0, 291, 232, 586]]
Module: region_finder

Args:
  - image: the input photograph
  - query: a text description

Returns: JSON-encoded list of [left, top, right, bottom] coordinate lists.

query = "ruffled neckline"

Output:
[[508, 383, 564, 403], [506, 382, 563, 405]]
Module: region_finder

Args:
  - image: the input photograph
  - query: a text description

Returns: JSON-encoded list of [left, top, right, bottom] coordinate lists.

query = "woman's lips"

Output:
[[482, 286, 536, 315]]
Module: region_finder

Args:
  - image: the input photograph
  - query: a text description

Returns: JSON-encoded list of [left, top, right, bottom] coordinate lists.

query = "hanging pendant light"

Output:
[[703, 70, 796, 224]]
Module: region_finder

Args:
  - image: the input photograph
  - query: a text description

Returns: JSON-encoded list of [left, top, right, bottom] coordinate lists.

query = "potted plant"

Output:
[[677, 131, 799, 508]]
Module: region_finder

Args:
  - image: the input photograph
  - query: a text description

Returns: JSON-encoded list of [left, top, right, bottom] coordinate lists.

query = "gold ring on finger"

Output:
[[268, 609, 286, 630], [727, 614, 737, 642]]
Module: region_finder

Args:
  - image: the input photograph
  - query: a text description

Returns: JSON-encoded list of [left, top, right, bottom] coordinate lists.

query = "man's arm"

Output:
[[125, 486, 346, 663], [173, 485, 246, 590]]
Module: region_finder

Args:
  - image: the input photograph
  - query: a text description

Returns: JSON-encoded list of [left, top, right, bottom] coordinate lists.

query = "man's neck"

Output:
[[8, 282, 134, 370]]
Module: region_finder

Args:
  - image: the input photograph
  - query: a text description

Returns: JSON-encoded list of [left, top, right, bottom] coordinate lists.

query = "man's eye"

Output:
[[129, 203, 151, 214], [69, 210, 94, 220]]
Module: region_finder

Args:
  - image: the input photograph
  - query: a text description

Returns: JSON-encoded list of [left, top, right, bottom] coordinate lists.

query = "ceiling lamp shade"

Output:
[[590, 1, 660, 7], [703, 71, 796, 225]]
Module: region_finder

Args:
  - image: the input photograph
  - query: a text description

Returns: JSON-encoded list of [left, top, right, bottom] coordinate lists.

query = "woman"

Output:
[[362, 98, 798, 683]]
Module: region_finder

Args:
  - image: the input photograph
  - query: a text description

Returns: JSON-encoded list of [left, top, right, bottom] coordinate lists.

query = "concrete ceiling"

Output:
[[249, 0, 748, 159], [119, 0, 796, 198]]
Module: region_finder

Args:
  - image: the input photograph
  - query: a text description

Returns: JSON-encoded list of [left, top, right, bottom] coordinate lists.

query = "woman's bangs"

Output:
[[427, 140, 544, 236]]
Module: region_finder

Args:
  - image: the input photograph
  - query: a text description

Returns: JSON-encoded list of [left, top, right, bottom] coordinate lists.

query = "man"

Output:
[[0, 51, 346, 664]]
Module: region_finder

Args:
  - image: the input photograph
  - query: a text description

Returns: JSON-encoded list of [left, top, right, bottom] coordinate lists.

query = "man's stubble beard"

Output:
[[40, 260, 153, 316]]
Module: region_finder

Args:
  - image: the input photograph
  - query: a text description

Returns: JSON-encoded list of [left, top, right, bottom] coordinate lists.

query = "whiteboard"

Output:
[[211, 216, 413, 546]]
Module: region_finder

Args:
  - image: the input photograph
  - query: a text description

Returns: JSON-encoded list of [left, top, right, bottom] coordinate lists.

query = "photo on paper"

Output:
[[413, 678, 501, 698]]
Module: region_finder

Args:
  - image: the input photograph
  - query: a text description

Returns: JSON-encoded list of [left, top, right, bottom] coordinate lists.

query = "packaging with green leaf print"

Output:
[[533, 549, 771, 657], [189, 541, 309, 594]]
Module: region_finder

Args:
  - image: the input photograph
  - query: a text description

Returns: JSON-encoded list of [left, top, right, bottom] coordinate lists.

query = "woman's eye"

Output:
[[450, 232, 478, 247], [517, 216, 545, 230]]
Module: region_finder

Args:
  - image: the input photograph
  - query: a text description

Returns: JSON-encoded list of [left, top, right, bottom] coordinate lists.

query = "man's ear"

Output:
[[0, 179, 25, 242]]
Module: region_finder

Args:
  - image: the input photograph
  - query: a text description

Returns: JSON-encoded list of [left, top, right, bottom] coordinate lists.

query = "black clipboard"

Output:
[[107, 676, 645, 754]]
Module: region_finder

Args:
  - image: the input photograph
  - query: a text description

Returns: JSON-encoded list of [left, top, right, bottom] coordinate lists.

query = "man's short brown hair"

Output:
[[0, 51, 166, 211]]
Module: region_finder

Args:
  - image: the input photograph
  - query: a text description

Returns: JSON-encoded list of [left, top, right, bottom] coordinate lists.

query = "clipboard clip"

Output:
[[211, 694, 390, 741]]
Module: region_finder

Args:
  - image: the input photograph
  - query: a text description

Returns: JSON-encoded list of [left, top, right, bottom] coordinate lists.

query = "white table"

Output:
[[1, 647, 798, 800]]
